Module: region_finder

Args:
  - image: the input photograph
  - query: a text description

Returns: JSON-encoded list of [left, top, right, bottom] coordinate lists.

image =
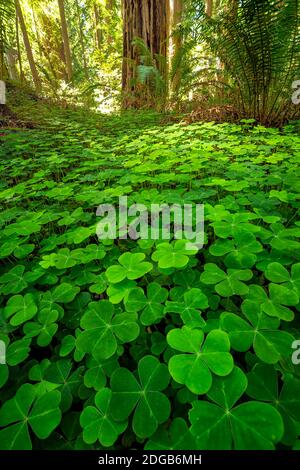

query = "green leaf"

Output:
[[246, 364, 300, 445], [80, 388, 127, 447], [167, 327, 233, 394], [244, 284, 298, 322], [164, 288, 208, 328], [44, 359, 84, 412], [0, 384, 61, 449], [152, 240, 197, 269], [189, 368, 284, 449], [265, 262, 290, 283], [200, 263, 252, 296], [106, 252, 153, 283], [76, 300, 140, 360], [51, 283, 80, 304], [145, 418, 196, 450], [125, 282, 168, 326], [221, 310, 294, 364], [6, 338, 31, 366], [110, 356, 170, 438], [4, 293, 37, 326]]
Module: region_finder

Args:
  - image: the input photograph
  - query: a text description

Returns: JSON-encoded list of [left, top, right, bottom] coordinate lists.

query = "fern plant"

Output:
[[200, 0, 300, 125], [125, 37, 168, 110], [0, 0, 15, 80]]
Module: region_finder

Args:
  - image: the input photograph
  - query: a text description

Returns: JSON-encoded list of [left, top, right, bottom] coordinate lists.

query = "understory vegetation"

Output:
[[0, 96, 299, 450], [0, 0, 300, 453]]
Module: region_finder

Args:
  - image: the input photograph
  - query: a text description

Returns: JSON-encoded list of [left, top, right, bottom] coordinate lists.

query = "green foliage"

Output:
[[0, 108, 299, 450], [0, 384, 61, 449], [189, 367, 284, 449], [197, 0, 300, 125]]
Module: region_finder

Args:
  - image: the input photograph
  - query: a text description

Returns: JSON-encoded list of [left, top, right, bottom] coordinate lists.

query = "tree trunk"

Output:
[[94, 4, 102, 50], [15, 0, 41, 92], [6, 48, 19, 80], [76, 0, 88, 76], [16, 14, 24, 82], [106, 0, 114, 45], [171, 0, 183, 96], [57, 0, 73, 81], [206, 0, 213, 17], [31, 5, 58, 85], [122, 0, 170, 107]]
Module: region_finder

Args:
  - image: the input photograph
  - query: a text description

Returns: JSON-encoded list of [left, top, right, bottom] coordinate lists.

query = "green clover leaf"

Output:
[[106, 252, 153, 283], [110, 355, 170, 438], [51, 282, 80, 304], [23, 308, 59, 346], [189, 367, 284, 449], [4, 293, 37, 326], [265, 262, 300, 296], [84, 356, 118, 391], [245, 284, 298, 322], [0, 384, 61, 450], [145, 418, 196, 450], [80, 388, 127, 447], [76, 300, 140, 360], [152, 240, 197, 269], [210, 213, 260, 239], [167, 327, 234, 394], [200, 263, 253, 296], [164, 288, 208, 328], [247, 363, 300, 445], [107, 279, 136, 304], [221, 308, 294, 364], [125, 282, 168, 325], [44, 359, 84, 412], [210, 232, 262, 268]]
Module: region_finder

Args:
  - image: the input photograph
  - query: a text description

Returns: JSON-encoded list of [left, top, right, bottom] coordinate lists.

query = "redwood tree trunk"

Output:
[[76, 0, 88, 76], [57, 0, 73, 82], [122, 0, 169, 107], [15, 0, 41, 92], [171, 0, 183, 96], [94, 4, 102, 50], [206, 0, 213, 17]]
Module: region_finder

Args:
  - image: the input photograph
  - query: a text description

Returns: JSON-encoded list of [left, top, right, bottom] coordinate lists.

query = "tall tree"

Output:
[[93, 2, 102, 50], [6, 48, 19, 80], [122, 0, 170, 107], [15, 0, 41, 92], [0, 0, 15, 81], [171, 0, 183, 96], [16, 13, 24, 82], [75, 0, 88, 76], [57, 0, 73, 81], [206, 0, 213, 17]]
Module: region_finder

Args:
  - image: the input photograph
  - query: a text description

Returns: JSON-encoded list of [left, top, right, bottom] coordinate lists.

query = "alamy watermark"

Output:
[[292, 80, 300, 105], [0, 340, 6, 365], [96, 196, 204, 251], [292, 340, 300, 365]]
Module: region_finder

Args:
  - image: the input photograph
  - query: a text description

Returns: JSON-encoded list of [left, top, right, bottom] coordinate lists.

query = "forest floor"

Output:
[[0, 90, 300, 449]]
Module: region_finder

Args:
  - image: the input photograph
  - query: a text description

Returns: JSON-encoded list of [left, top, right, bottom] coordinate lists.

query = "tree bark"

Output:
[[206, 0, 213, 17], [57, 0, 73, 81], [15, 0, 41, 92], [6, 48, 19, 80], [122, 0, 170, 107], [76, 0, 88, 76], [16, 14, 24, 82], [172, 0, 183, 96], [94, 4, 102, 50]]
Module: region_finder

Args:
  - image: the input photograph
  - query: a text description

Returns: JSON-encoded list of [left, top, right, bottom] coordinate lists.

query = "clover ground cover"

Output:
[[0, 112, 299, 449]]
